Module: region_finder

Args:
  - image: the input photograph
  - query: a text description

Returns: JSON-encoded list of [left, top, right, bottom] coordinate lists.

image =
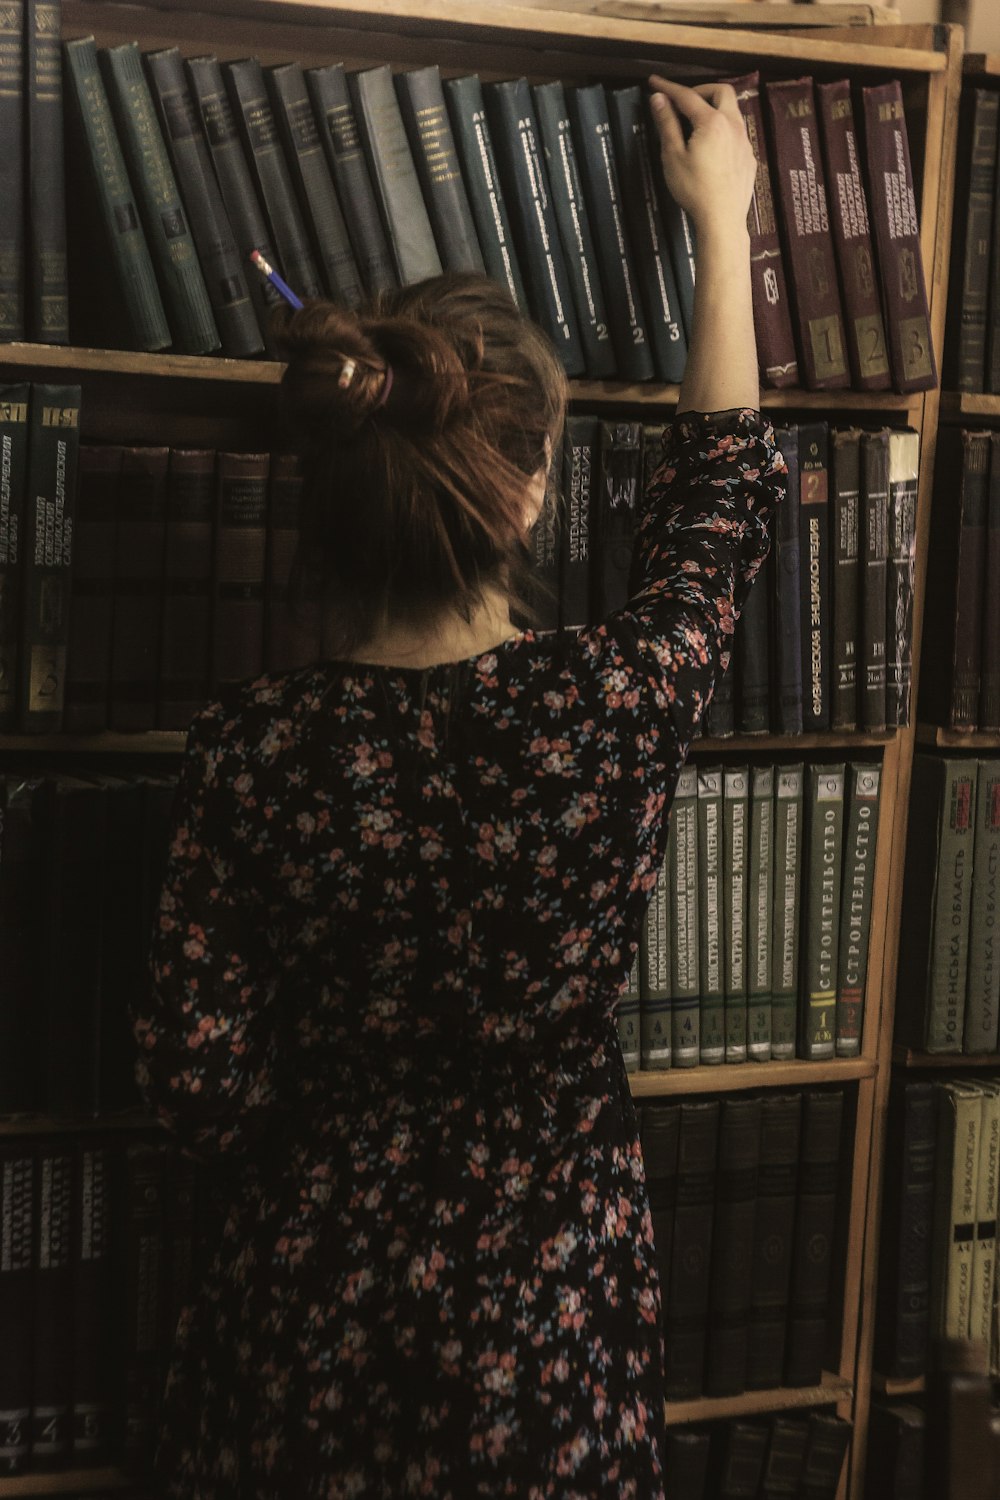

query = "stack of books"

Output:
[[665, 1412, 852, 1499]]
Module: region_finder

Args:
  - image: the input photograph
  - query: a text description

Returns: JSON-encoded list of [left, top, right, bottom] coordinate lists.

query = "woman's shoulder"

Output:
[[183, 663, 336, 767]]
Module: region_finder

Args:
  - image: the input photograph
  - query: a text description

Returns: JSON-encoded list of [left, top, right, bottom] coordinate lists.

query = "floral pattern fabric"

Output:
[[133, 409, 784, 1499]]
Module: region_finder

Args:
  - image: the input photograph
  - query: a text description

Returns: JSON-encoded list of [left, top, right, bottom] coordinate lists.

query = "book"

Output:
[[930, 1082, 983, 1340], [968, 1080, 1000, 1350], [640, 851, 671, 1071], [862, 82, 937, 393], [560, 416, 597, 630], [443, 74, 527, 310], [835, 764, 881, 1058], [664, 1100, 719, 1398], [815, 80, 891, 390], [765, 77, 849, 390], [670, 765, 700, 1066], [706, 1096, 762, 1396], [595, 421, 642, 616], [121, 1142, 167, 1470], [874, 1080, 937, 1380], [351, 64, 443, 288], [525, 473, 561, 633], [866, 1404, 925, 1500], [212, 451, 269, 693], [697, 766, 725, 1065], [706, 657, 735, 740], [723, 767, 749, 1064], [771, 765, 804, 1061], [94, 774, 145, 1114], [0, 386, 30, 731], [715, 1421, 770, 1497], [944, 88, 998, 393], [801, 765, 845, 1061], [158, 448, 215, 729], [798, 422, 831, 731], [618, 952, 640, 1074], [738, 550, 771, 735], [29, 1143, 74, 1467], [395, 65, 486, 276], [798, 1413, 851, 1499], [964, 760, 1000, 1054], [0, 1147, 34, 1474], [641, 1100, 680, 1300], [100, 43, 220, 354], [0, 775, 48, 1113], [747, 1092, 802, 1389], [654, 169, 696, 340], [664, 1429, 710, 1499], [72, 1143, 114, 1462], [860, 428, 889, 732], [26, 0, 68, 344], [830, 428, 861, 732], [785, 1088, 843, 1385], [747, 765, 774, 1062], [110, 446, 169, 732], [773, 425, 803, 734], [64, 444, 122, 732], [887, 429, 919, 728], [0, 0, 24, 339], [985, 433, 1000, 732], [265, 453, 320, 674]]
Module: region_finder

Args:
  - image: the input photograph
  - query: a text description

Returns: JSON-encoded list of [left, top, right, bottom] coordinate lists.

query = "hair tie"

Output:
[[375, 364, 394, 409], [337, 357, 357, 389]]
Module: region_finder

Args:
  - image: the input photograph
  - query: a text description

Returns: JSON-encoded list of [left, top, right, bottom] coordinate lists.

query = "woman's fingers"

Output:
[[648, 75, 719, 129], [690, 81, 742, 120], [649, 87, 686, 156]]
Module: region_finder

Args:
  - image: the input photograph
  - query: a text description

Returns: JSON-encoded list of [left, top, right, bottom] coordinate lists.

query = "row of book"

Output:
[[640, 1088, 846, 1400], [876, 1077, 1000, 1383], [897, 758, 1000, 1056], [620, 762, 881, 1070], [921, 428, 1000, 734], [947, 83, 1000, 394], [663, 1413, 851, 1500]]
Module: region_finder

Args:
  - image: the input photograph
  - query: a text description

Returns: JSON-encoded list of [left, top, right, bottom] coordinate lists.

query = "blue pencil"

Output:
[[249, 249, 304, 310]]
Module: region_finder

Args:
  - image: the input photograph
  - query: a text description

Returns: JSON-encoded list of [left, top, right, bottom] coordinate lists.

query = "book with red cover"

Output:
[[65, 444, 122, 732], [158, 448, 215, 729], [212, 451, 269, 692], [265, 453, 321, 674], [29, 1143, 74, 1470], [861, 81, 937, 393], [764, 78, 849, 391], [0, 1146, 35, 1475], [110, 447, 169, 732]]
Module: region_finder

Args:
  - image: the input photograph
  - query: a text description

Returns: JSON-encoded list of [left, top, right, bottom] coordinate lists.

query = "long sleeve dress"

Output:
[[132, 408, 784, 1500]]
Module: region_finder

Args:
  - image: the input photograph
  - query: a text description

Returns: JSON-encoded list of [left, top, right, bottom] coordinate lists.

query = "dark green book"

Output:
[[830, 428, 861, 731], [560, 416, 597, 630], [747, 764, 775, 1061], [835, 764, 881, 1058], [860, 429, 889, 732], [0, 388, 30, 731], [655, 168, 697, 338], [801, 765, 846, 1061], [706, 1095, 762, 1395], [0, 1, 24, 338], [747, 1091, 802, 1388], [785, 1088, 844, 1385], [641, 1101, 679, 1298], [665, 1100, 719, 1398], [964, 758, 1000, 1053], [351, 64, 442, 287], [670, 765, 700, 1067], [396, 65, 485, 275], [771, 763, 804, 1060], [640, 852, 671, 1071], [618, 951, 640, 1074], [444, 75, 527, 310], [723, 767, 750, 1063], [799, 1413, 851, 1500], [63, 38, 170, 352], [760, 1416, 809, 1497], [697, 766, 725, 1065], [595, 421, 642, 616], [26, 0, 68, 344], [100, 42, 220, 354]]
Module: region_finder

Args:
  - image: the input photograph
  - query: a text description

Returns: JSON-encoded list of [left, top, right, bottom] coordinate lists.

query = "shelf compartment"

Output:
[[0, 1467, 135, 1496], [630, 1058, 875, 1097], [916, 724, 1000, 749], [665, 1371, 853, 1426], [939, 392, 1000, 420], [892, 1047, 1000, 1070]]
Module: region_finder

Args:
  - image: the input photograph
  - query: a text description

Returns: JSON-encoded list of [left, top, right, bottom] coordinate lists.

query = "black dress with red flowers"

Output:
[[133, 409, 784, 1499]]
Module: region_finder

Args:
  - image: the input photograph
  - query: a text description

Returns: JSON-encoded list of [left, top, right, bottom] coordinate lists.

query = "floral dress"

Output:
[[132, 409, 783, 1499]]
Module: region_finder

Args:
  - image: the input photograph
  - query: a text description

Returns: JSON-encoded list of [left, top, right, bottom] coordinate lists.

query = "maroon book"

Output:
[[816, 81, 891, 392], [0, 1147, 34, 1475], [729, 72, 798, 389], [71, 1141, 115, 1464], [158, 448, 215, 729], [266, 453, 321, 674], [764, 77, 850, 390], [212, 451, 269, 692], [110, 447, 169, 732], [65, 445, 122, 732], [29, 1144, 74, 1470], [861, 81, 937, 393]]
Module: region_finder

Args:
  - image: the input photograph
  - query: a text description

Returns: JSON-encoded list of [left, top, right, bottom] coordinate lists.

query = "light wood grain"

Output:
[[664, 1371, 854, 1426]]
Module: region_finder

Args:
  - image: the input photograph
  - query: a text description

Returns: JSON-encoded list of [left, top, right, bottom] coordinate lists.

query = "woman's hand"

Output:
[[647, 77, 757, 240]]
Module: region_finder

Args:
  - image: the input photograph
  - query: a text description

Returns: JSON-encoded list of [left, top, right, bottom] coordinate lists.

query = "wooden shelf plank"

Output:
[[0, 1467, 135, 1495], [915, 724, 1000, 749], [664, 1372, 853, 1426], [939, 391, 1000, 420], [630, 1058, 875, 1097], [872, 1372, 927, 1395], [964, 54, 1000, 78], [893, 1046, 1000, 1069], [0, 1110, 159, 1137], [528, 0, 900, 26]]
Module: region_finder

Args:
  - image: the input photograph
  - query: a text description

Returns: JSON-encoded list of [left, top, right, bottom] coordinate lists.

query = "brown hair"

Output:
[[275, 273, 569, 660]]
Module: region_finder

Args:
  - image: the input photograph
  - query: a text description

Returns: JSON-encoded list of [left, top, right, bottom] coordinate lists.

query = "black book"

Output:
[[72, 1142, 114, 1463], [29, 1143, 74, 1469], [860, 429, 889, 732], [0, 1145, 34, 1474], [773, 425, 803, 734], [267, 61, 364, 306], [64, 443, 122, 733], [0, 0, 24, 339], [641, 1100, 680, 1299], [350, 64, 442, 287], [306, 63, 397, 297], [119, 1141, 168, 1472], [396, 65, 485, 275], [830, 428, 861, 731], [92, 775, 146, 1114], [874, 1080, 936, 1379], [0, 775, 48, 1113], [738, 548, 772, 734], [444, 75, 528, 311], [224, 57, 324, 302], [145, 47, 264, 357], [785, 1089, 844, 1386], [798, 1413, 851, 1499], [664, 1100, 720, 1398], [760, 1416, 809, 1498], [560, 416, 598, 629], [0, 386, 31, 731], [26, 0, 68, 343], [706, 1097, 762, 1396], [712, 1421, 770, 1498], [866, 1403, 924, 1500], [595, 422, 643, 617], [484, 79, 585, 376], [944, 88, 998, 393], [798, 422, 831, 732], [532, 80, 616, 378], [664, 1429, 710, 1500], [705, 664, 735, 740], [747, 1092, 802, 1389]]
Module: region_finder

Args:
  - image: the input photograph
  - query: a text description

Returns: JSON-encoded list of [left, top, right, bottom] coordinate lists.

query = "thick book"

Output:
[[158, 448, 215, 729], [964, 760, 1000, 1053], [595, 422, 642, 616], [670, 765, 700, 1066], [94, 774, 145, 1114], [608, 85, 688, 383], [0, 0, 24, 339], [816, 80, 891, 390], [944, 88, 998, 393], [798, 1413, 852, 1500], [728, 72, 798, 388], [929, 1082, 983, 1341], [63, 38, 170, 352], [212, 451, 269, 692], [874, 1080, 937, 1380], [351, 65, 443, 287], [773, 425, 803, 734], [0, 1147, 34, 1474], [860, 429, 889, 732], [224, 58, 324, 302], [830, 428, 861, 731], [969, 1080, 1000, 1349], [267, 62, 365, 306], [266, 453, 320, 674], [26, 0, 68, 344], [101, 43, 220, 354], [29, 1144, 74, 1468], [706, 1096, 762, 1396], [771, 764, 804, 1060], [618, 952, 640, 1074], [568, 84, 654, 382], [560, 416, 597, 630], [532, 81, 616, 379], [798, 422, 831, 732], [664, 1099, 719, 1398], [64, 444, 122, 732], [887, 429, 919, 728], [747, 764, 774, 1061], [705, 656, 735, 741], [765, 78, 849, 390], [801, 765, 846, 1061], [640, 852, 671, 1070], [760, 1417, 810, 1498], [144, 48, 264, 357], [0, 387, 30, 731], [723, 767, 750, 1063], [697, 766, 725, 1065], [862, 82, 937, 393], [835, 764, 881, 1058], [747, 1091, 802, 1388], [121, 1142, 167, 1470], [443, 75, 527, 310], [17, 384, 82, 733], [641, 1100, 680, 1297], [396, 65, 485, 276], [984, 434, 1000, 732], [866, 1404, 925, 1500], [110, 446, 169, 732], [654, 172, 696, 339], [714, 1421, 770, 1498], [785, 1088, 844, 1386], [306, 63, 398, 298], [0, 775, 48, 1113], [738, 549, 772, 734], [664, 1430, 710, 1500], [72, 1143, 114, 1462]]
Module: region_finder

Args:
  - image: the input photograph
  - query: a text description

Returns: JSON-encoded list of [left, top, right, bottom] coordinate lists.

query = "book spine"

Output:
[[224, 57, 324, 302], [212, 452, 269, 692], [946, 90, 998, 392], [26, 0, 68, 344], [654, 178, 696, 338], [266, 453, 320, 675], [816, 80, 891, 390], [765, 78, 849, 390], [697, 767, 725, 1064], [483, 79, 584, 375], [526, 474, 561, 633], [723, 767, 749, 1063], [670, 765, 700, 1066], [930, 1083, 982, 1341], [121, 1142, 166, 1470], [443, 75, 528, 310], [927, 759, 978, 1053], [62, 38, 170, 352], [706, 1096, 762, 1396], [110, 446, 170, 733], [595, 421, 642, 616], [158, 448, 215, 729], [861, 429, 889, 732], [618, 951, 640, 1074], [568, 84, 654, 382], [785, 1088, 844, 1385], [771, 763, 804, 1060], [664, 1431, 710, 1500], [532, 81, 616, 379], [29, 1145, 74, 1467], [964, 761, 1000, 1053], [0, 775, 48, 1114], [747, 1092, 802, 1389], [0, 1149, 34, 1474], [64, 444, 122, 732], [862, 82, 937, 392], [395, 65, 485, 276], [306, 64, 398, 298], [830, 428, 860, 731], [738, 550, 771, 735], [96, 779, 145, 1114], [867, 1406, 925, 1499], [983, 434, 1000, 732], [990, 133, 1000, 393], [835, 764, 881, 1058], [350, 65, 443, 288], [970, 1083, 1000, 1348], [705, 663, 735, 741], [559, 416, 596, 629], [0, 1, 24, 338], [17, 385, 82, 733], [894, 756, 944, 1049], [664, 1100, 719, 1398], [0, 388, 31, 731], [640, 853, 671, 1070], [799, 1413, 852, 1500], [874, 1080, 936, 1379], [267, 62, 365, 306], [747, 764, 774, 1061], [729, 71, 799, 388], [716, 1421, 770, 1498], [101, 43, 220, 354], [798, 422, 831, 732], [144, 48, 264, 358], [887, 429, 919, 728], [774, 425, 803, 734], [641, 1101, 679, 1304], [801, 765, 845, 1061], [607, 85, 688, 383]]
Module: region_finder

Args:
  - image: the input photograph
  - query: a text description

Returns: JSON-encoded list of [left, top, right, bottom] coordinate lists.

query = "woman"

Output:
[[132, 77, 784, 1497]]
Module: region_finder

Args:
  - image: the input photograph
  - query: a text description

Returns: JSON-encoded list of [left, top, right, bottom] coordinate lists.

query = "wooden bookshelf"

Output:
[[892, 1047, 1000, 1070], [871, 1372, 927, 1397], [916, 724, 1000, 748], [631, 1058, 876, 1096], [664, 1371, 854, 1426], [939, 391, 1000, 420], [0, 1469, 136, 1497], [0, 1109, 159, 1137]]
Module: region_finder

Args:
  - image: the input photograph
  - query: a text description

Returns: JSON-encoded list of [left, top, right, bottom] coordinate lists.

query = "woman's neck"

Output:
[[338, 587, 520, 668]]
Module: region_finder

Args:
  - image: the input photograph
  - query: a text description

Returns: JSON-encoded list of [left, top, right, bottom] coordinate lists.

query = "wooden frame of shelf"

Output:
[[665, 1371, 854, 1427], [892, 1046, 1000, 1070], [916, 724, 1000, 748], [939, 391, 1000, 420]]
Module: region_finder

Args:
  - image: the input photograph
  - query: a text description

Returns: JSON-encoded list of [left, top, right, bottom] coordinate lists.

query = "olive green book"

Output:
[[835, 763, 882, 1057], [747, 764, 775, 1061], [723, 767, 750, 1063], [801, 764, 846, 1060], [964, 759, 1000, 1053], [618, 951, 640, 1074], [697, 766, 725, 1064], [929, 1081, 983, 1341], [670, 765, 700, 1067], [969, 1079, 1000, 1350], [771, 763, 804, 1060], [640, 851, 671, 1070]]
